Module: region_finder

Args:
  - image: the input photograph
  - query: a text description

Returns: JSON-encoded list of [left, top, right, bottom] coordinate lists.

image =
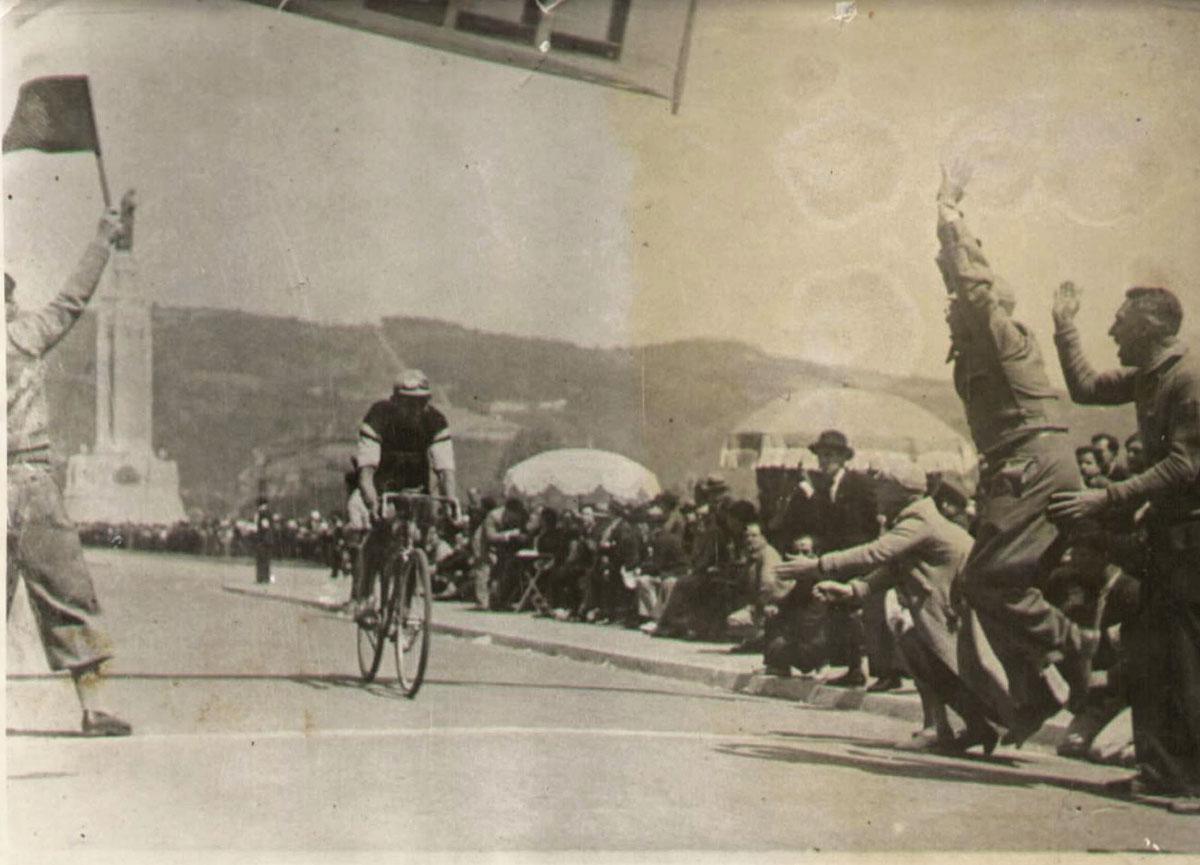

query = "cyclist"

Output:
[[350, 369, 458, 624]]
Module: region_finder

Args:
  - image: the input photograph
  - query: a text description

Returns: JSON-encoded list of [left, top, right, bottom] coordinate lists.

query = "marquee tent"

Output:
[[503, 448, 661, 505]]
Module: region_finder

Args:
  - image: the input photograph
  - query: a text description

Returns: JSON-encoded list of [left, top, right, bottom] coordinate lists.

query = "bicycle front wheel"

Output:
[[394, 548, 432, 698]]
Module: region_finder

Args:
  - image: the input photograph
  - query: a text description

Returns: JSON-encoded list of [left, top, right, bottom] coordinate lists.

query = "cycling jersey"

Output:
[[356, 400, 454, 493]]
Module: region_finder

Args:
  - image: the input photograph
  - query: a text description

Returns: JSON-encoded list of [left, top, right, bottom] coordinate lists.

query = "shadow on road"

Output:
[[8, 671, 751, 704], [713, 738, 1150, 811]]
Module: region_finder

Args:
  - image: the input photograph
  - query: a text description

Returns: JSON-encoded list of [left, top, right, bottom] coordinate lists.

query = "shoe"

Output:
[[1056, 732, 1090, 760], [950, 724, 999, 757], [639, 621, 659, 635], [866, 674, 904, 693], [825, 669, 866, 688], [1104, 773, 1181, 798], [894, 729, 956, 752], [354, 606, 379, 629], [82, 710, 132, 737], [1167, 797, 1200, 815]]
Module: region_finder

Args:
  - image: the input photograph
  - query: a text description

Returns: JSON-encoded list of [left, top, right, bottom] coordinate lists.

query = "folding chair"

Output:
[[513, 549, 554, 615]]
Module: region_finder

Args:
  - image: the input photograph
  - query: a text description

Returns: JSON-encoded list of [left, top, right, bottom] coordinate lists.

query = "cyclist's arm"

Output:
[[428, 430, 458, 510], [357, 414, 384, 514], [358, 464, 380, 515]]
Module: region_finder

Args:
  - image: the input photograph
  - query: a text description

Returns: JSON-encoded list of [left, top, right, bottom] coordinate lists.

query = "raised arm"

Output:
[[7, 206, 122, 358], [935, 167, 1030, 363], [1051, 281, 1137, 406]]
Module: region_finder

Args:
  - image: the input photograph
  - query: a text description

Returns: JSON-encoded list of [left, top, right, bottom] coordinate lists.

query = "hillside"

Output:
[[44, 308, 1139, 516]]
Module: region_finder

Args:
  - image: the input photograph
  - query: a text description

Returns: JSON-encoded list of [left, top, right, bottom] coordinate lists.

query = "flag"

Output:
[[3, 75, 101, 155]]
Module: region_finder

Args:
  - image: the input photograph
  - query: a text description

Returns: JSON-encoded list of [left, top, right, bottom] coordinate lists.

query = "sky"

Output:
[[3, 0, 1199, 383]]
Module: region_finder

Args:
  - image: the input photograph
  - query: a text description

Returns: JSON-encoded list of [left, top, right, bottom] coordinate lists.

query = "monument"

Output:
[[64, 192, 186, 524]]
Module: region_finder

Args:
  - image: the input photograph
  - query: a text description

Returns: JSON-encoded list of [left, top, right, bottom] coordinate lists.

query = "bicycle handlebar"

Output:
[[379, 492, 461, 523]]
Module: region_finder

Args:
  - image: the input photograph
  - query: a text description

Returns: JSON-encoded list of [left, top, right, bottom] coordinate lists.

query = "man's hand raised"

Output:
[[938, 160, 973, 204], [1053, 281, 1082, 330], [96, 205, 123, 246]]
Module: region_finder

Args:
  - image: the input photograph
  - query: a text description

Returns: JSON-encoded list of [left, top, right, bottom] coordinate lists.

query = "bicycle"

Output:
[[355, 492, 457, 697]]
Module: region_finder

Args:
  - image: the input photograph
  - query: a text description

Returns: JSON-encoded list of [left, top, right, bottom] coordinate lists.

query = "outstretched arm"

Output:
[[818, 512, 928, 597], [1051, 281, 1136, 406], [7, 204, 123, 357]]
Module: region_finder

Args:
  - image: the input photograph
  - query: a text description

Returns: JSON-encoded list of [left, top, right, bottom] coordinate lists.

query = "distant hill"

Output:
[[44, 307, 1139, 516]]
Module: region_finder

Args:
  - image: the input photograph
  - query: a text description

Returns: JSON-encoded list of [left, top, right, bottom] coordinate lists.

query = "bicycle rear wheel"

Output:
[[356, 561, 390, 683], [394, 548, 432, 698]]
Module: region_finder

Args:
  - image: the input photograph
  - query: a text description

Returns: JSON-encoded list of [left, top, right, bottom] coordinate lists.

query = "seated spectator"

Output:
[[1075, 444, 1109, 489], [1091, 432, 1129, 482], [1045, 520, 1140, 763], [655, 481, 754, 640], [634, 507, 689, 632], [476, 498, 529, 610], [1123, 432, 1146, 475], [726, 521, 787, 653], [580, 502, 643, 626], [760, 534, 836, 676]]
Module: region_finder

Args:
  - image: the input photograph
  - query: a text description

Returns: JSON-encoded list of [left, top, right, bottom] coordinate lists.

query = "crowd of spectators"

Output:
[[69, 426, 1146, 774], [77, 510, 350, 566]]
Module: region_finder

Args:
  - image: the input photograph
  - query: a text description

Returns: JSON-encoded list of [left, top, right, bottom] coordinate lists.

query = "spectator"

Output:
[[1051, 281, 1200, 813], [1092, 432, 1129, 482], [634, 507, 689, 632], [803, 462, 997, 754], [726, 521, 787, 653], [1075, 445, 1109, 489], [1124, 433, 1147, 475], [932, 475, 974, 532]]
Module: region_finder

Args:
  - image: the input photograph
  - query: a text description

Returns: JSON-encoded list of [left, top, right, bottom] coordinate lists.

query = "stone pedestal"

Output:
[[64, 447, 186, 524]]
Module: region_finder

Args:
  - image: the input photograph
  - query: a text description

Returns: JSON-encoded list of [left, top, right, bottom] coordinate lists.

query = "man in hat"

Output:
[[935, 163, 1097, 739], [7, 202, 132, 736], [1049, 281, 1200, 813], [774, 430, 899, 688]]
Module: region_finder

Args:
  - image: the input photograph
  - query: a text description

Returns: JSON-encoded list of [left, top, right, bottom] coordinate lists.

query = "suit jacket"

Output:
[[819, 496, 973, 672], [775, 468, 879, 555]]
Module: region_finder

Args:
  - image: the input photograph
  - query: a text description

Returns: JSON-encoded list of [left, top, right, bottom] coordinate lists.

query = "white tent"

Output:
[[721, 386, 977, 475], [503, 448, 662, 504]]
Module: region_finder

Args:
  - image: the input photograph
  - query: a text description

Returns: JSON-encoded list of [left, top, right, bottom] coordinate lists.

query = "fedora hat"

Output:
[[809, 429, 854, 459]]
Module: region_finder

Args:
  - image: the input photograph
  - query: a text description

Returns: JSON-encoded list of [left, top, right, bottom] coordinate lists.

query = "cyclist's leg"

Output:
[[354, 525, 384, 606]]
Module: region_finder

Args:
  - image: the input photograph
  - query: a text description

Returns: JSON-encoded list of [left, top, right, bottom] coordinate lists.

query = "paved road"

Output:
[[7, 550, 1196, 855]]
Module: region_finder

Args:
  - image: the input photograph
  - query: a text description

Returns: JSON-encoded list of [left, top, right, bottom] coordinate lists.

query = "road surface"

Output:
[[6, 549, 1196, 855]]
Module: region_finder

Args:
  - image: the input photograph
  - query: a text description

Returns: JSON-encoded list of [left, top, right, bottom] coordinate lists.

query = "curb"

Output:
[[222, 582, 1072, 750]]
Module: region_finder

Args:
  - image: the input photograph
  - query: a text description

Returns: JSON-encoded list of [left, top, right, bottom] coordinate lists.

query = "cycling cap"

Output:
[[394, 368, 431, 398]]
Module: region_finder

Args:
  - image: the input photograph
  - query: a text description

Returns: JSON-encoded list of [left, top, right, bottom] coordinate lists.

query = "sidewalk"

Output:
[[222, 562, 1074, 749]]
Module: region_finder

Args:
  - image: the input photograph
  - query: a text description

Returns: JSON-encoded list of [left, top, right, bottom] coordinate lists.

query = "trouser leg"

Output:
[[7, 467, 113, 672], [1125, 571, 1200, 791]]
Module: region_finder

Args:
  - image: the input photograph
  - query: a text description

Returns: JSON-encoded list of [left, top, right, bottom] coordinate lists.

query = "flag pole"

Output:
[[82, 77, 111, 208]]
